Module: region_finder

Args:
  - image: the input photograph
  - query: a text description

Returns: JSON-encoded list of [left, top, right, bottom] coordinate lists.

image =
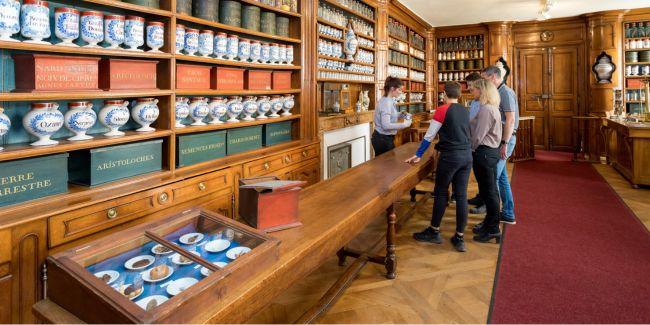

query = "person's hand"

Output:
[[403, 119, 412, 127], [500, 144, 508, 159], [405, 155, 421, 164]]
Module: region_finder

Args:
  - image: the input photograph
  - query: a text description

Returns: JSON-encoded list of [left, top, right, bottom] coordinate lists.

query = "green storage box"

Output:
[[227, 126, 262, 155], [0, 153, 69, 207], [263, 121, 292, 146], [68, 140, 163, 186], [176, 131, 226, 167]]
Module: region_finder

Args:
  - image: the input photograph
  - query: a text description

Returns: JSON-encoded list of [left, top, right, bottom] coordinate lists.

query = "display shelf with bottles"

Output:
[[623, 19, 650, 114]]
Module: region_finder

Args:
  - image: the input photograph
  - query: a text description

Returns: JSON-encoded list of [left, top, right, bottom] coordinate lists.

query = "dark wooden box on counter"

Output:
[[0, 153, 68, 207], [176, 64, 212, 90], [239, 177, 305, 232], [68, 140, 163, 186], [245, 70, 272, 90], [45, 208, 280, 323], [272, 71, 292, 90], [99, 58, 159, 90], [12, 54, 100, 92], [212, 67, 245, 90]]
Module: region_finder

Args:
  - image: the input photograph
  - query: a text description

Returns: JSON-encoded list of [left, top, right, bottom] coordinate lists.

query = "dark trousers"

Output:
[[371, 131, 395, 156], [473, 146, 501, 231], [431, 150, 472, 234]]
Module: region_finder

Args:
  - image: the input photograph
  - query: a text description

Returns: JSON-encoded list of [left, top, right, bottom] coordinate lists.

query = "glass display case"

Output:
[[46, 208, 280, 323]]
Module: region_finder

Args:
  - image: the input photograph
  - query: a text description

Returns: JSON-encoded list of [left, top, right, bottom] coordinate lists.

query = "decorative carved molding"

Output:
[[540, 30, 554, 42]]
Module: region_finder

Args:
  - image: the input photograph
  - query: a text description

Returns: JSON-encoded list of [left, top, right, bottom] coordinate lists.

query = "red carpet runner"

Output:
[[489, 151, 650, 324]]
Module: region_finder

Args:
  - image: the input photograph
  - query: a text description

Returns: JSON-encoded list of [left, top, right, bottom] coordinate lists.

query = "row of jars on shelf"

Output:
[[318, 70, 373, 82], [317, 58, 373, 74], [439, 71, 472, 82], [327, 0, 374, 21], [388, 65, 407, 78], [625, 22, 650, 39], [317, 4, 374, 38], [387, 17, 407, 41], [410, 31, 424, 51], [626, 89, 646, 102], [411, 70, 424, 82], [411, 58, 424, 71], [318, 23, 343, 39], [177, 0, 291, 37], [174, 95, 294, 128], [410, 93, 424, 102], [625, 38, 650, 50], [439, 59, 484, 71], [410, 47, 425, 60], [438, 36, 483, 52], [389, 50, 408, 66], [0, 1, 164, 51], [437, 50, 484, 61], [0, 95, 296, 149], [389, 38, 408, 52], [176, 27, 294, 64], [625, 65, 650, 76]]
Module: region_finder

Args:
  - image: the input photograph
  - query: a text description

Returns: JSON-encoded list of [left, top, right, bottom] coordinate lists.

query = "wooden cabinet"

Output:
[[291, 159, 320, 187], [318, 111, 374, 133], [603, 118, 650, 187], [243, 144, 321, 180], [10, 220, 47, 324]]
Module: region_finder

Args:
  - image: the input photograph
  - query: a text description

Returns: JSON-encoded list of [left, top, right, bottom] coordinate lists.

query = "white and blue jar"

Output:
[[20, 0, 51, 44], [146, 21, 164, 52], [131, 98, 159, 132], [64, 101, 97, 141], [124, 15, 144, 51], [282, 94, 295, 116], [268, 95, 282, 118], [104, 14, 125, 49], [241, 96, 257, 121], [286, 45, 294, 65], [23, 102, 64, 146], [80, 10, 104, 48], [99, 100, 129, 137], [0, 107, 11, 151], [260, 42, 270, 63], [255, 96, 271, 120], [226, 96, 243, 123], [226, 34, 238, 60], [250, 40, 261, 63], [175, 96, 189, 128], [279, 44, 287, 64], [54, 7, 79, 47], [238, 38, 250, 62], [213, 32, 227, 59], [0, 0, 20, 42], [269, 42, 280, 64], [174, 24, 185, 54], [208, 97, 227, 124], [188, 97, 209, 126], [184, 28, 198, 55], [198, 29, 213, 57]]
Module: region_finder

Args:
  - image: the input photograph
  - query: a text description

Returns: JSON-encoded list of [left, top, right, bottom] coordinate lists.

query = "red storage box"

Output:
[[212, 67, 245, 90], [99, 58, 158, 90], [13, 54, 99, 92], [627, 78, 644, 88], [245, 70, 272, 90], [272, 71, 292, 90], [176, 64, 211, 90], [238, 176, 306, 232]]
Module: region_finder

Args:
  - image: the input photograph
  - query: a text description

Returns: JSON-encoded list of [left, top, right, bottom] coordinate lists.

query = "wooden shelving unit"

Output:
[[388, 15, 428, 114], [622, 19, 650, 114]]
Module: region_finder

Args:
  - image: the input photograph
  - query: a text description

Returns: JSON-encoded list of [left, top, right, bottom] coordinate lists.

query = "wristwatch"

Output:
[[500, 140, 506, 145]]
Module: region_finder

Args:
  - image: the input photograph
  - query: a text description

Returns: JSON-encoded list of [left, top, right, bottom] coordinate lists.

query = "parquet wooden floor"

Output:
[[248, 162, 649, 324]]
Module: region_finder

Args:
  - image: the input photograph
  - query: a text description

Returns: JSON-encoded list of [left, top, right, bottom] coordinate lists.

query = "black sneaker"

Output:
[[500, 213, 517, 225], [472, 222, 485, 234], [413, 227, 442, 244], [451, 234, 466, 252], [473, 229, 501, 244], [470, 205, 486, 214], [468, 195, 483, 206]]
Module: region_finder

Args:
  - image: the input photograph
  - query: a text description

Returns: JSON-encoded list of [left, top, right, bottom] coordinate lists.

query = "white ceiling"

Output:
[[399, 0, 650, 27]]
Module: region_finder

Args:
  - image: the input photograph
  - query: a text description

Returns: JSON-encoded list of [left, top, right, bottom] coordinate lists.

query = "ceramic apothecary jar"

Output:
[[241, 95, 257, 121], [0, 0, 21, 42], [21, 0, 51, 44], [175, 96, 190, 128], [64, 101, 97, 141], [188, 97, 209, 126], [124, 15, 145, 51], [255, 96, 271, 120], [268, 95, 283, 118], [54, 7, 79, 46], [198, 29, 214, 57], [175, 24, 185, 54], [213, 32, 228, 59], [226, 34, 239, 60], [208, 97, 227, 124], [131, 98, 159, 132], [226, 96, 243, 123], [23, 102, 64, 146], [80, 10, 104, 48], [99, 100, 130, 136], [0, 107, 11, 151], [146, 21, 164, 52], [104, 14, 125, 49], [184, 28, 199, 55], [282, 94, 295, 116]]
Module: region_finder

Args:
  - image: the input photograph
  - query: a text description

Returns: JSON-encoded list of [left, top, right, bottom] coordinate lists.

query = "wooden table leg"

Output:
[[336, 247, 347, 266], [385, 204, 397, 279]]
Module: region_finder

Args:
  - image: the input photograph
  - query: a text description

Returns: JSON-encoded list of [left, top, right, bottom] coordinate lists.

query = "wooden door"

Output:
[[517, 46, 580, 150]]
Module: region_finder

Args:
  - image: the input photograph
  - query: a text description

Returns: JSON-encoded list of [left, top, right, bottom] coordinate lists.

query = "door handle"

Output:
[[541, 94, 551, 99]]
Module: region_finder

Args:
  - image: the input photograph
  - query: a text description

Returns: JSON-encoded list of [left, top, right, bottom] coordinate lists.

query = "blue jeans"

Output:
[[497, 136, 516, 220]]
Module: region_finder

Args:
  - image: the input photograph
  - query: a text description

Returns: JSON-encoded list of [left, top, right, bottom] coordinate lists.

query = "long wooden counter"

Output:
[[602, 118, 650, 187], [33, 142, 435, 323]]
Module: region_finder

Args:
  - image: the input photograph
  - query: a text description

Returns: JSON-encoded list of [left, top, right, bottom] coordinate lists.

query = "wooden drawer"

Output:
[[291, 158, 320, 187], [288, 144, 319, 165], [0, 230, 10, 264], [242, 152, 290, 177], [0, 275, 12, 324], [199, 191, 234, 218], [48, 188, 171, 247], [172, 167, 234, 204], [319, 116, 345, 132]]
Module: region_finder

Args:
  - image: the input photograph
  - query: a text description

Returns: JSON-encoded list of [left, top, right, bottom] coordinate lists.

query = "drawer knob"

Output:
[[263, 162, 270, 170], [302, 150, 308, 157], [284, 156, 291, 163], [198, 182, 207, 191], [158, 192, 169, 203], [107, 208, 118, 219]]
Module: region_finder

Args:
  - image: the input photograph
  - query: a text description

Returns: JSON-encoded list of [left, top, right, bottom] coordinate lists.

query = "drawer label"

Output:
[[177, 131, 226, 167]]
